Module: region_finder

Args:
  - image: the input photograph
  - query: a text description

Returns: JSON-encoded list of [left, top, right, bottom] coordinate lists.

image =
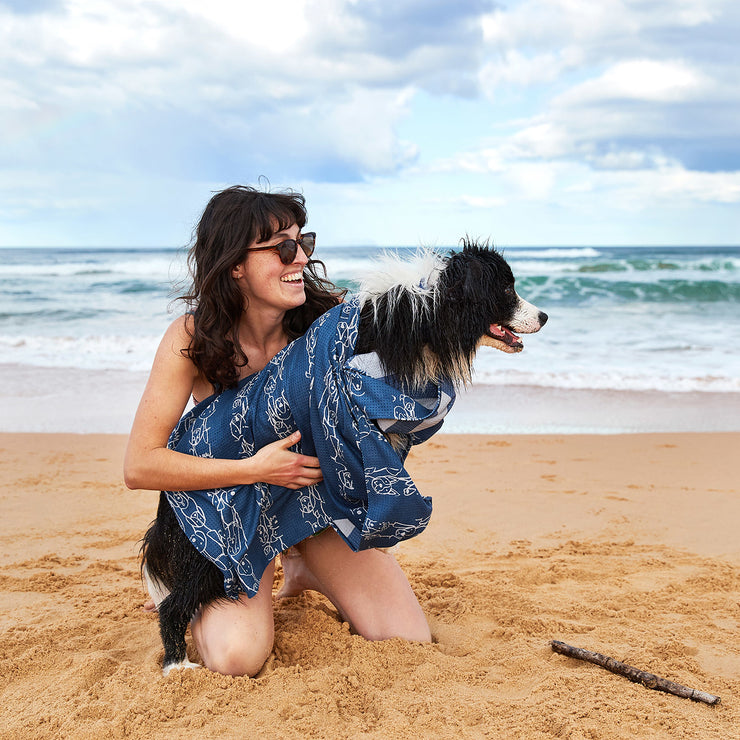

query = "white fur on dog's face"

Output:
[[509, 295, 545, 334]]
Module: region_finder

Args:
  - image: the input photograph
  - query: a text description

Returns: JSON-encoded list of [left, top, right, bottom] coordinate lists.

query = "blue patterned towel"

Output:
[[166, 298, 456, 597]]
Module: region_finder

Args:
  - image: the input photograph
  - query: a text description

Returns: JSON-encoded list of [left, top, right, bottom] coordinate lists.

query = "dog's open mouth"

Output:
[[482, 323, 524, 353]]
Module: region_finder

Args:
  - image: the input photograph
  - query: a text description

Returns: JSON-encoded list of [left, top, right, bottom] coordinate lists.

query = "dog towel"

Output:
[[165, 299, 456, 598]]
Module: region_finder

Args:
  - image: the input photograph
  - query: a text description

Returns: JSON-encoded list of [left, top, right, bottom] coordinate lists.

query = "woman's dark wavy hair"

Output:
[[180, 185, 346, 390]]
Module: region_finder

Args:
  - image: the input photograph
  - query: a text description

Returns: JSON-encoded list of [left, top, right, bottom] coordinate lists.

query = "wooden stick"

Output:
[[550, 640, 721, 706]]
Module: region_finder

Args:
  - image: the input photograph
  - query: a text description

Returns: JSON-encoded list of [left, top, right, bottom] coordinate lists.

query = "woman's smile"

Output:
[[280, 270, 304, 284]]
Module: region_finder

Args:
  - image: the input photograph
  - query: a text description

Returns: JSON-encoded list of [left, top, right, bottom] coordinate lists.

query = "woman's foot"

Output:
[[277, 545, 323, 598]]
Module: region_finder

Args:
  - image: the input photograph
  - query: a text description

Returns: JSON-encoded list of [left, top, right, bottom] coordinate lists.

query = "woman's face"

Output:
[[231, 222, 310, 314]]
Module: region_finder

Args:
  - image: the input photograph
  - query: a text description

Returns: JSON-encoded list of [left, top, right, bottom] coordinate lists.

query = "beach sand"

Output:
[[0, 432, 738, 739]]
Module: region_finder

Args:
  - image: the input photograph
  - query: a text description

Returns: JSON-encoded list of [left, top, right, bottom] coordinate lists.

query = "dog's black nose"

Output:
[[539, 311, 548, 326]]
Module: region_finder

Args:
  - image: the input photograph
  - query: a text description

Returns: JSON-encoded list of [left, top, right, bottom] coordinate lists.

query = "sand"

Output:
[[0, 431, 738, 739]]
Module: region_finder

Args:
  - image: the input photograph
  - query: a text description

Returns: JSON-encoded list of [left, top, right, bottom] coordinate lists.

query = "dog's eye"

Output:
[[505, 285, 515, 295]]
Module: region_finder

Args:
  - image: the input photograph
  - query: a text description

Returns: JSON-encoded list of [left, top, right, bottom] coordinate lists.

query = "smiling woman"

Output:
[[124, 184, 433, 678]]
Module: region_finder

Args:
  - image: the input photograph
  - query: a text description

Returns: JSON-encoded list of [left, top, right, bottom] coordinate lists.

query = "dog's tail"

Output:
[[140, 491, 229, 612], [139, 492, 180, 608]]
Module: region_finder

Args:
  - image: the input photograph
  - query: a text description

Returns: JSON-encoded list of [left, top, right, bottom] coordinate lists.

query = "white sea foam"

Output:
[[471, 366, 740, 393], [320, 255, 378, 281], [503, 247, 601, 259], [0, 254, 187, 280], [0, 333, 163, 372]]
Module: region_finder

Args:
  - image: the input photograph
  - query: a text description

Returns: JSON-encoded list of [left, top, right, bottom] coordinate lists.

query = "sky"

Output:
[[1, 0, 738, 247]]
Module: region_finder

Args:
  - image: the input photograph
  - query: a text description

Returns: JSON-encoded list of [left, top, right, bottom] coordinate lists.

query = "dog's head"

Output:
[[436, 240, 548, 355], [356, 240, 547, 388]]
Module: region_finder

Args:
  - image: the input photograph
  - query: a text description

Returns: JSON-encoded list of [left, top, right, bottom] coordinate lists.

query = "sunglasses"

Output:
[[245, 232, 316, 265]]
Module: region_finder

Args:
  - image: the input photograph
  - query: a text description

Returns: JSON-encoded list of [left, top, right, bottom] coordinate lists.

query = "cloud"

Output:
[[559, 59, 711, 105], [611, 164, 740, 206], [433, 194, 507, 209], [0, 0, 61, 13], [170, 0, 310, 52], [309, 0, 495, 94], [480, 48, 584, 90], [481, 0, 722, 56]]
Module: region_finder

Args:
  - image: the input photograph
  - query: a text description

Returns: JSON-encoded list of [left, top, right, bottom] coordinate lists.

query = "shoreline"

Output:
[[1, 431, 738, 737], [3, 362, 740, 435], [448, 384, 740, 434]]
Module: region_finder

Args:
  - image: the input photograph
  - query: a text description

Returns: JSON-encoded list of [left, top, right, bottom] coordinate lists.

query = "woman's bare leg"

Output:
[[190, 560, 276, 677], [281, 529, 430, 643]]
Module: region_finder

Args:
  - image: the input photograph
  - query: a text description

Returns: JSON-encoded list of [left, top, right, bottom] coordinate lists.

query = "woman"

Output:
[[124, 185, 430, 678]]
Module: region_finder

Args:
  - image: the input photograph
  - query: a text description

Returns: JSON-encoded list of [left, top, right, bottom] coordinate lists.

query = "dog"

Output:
[[141, 240, 547, 674]]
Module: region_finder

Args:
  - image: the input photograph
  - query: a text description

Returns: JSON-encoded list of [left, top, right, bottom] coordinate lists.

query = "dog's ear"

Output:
[[440, 251, 487, 305], [462, 260, 483, 298], [463, 262, 483, 296]]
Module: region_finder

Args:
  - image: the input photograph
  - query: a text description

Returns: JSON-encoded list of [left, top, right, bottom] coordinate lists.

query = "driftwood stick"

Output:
[[550, 640, 721, 706]]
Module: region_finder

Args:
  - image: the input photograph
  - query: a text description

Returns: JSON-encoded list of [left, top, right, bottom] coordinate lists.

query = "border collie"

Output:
[[141, 241, 547, 674]]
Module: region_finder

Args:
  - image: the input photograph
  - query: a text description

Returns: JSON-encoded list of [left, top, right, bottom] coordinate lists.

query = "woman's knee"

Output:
[[192, 563, 276, 677], [202, 630, 274, 677]]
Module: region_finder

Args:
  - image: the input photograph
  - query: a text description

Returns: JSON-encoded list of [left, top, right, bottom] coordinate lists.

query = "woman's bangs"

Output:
[[254, 198, 306, 244]]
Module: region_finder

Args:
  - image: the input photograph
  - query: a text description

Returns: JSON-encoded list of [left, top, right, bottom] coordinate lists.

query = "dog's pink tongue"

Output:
[[489, 324, 519, 344]]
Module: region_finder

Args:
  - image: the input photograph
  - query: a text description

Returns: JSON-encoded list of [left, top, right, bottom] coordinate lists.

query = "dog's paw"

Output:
[[162, 659, 201, 676]]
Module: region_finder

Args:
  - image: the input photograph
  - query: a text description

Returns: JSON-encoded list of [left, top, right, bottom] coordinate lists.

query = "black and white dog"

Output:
[[141, 241, 547, 674]]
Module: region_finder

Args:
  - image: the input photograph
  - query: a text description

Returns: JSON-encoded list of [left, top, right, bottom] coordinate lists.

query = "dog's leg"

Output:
[[158, 594, 200, 675]]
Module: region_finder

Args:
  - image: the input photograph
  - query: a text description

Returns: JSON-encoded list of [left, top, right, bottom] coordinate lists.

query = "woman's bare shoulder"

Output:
[[150, 314, 196, 370], [162, 313, 193, 347]]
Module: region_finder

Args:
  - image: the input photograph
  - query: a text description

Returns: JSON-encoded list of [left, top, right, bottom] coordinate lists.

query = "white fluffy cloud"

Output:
[[559, 59, 712, 105]]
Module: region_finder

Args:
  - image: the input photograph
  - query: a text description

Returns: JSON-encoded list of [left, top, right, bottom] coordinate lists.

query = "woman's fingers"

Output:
[[298, 455, 322, 470], [275, 430, 322, 470], [252, 431, 324, 488], [289, 468, 324, 488], [275, 430, 302, 449]]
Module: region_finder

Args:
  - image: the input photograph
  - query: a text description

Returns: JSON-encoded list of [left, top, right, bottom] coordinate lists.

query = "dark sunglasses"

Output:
[[245, 232, 316, 264]]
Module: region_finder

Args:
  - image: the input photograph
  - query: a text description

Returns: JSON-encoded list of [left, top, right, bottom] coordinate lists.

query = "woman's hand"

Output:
[[247, 430, 323, 489]]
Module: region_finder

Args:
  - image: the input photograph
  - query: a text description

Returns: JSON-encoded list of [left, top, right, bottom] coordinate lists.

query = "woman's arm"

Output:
[[123, 316, 322, 492]]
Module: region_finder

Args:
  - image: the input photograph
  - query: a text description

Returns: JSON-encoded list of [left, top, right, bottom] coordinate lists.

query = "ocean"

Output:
[[1, 244, 739, 433]]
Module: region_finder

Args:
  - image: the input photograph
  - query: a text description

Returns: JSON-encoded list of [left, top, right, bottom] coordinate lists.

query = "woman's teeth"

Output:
[[280, 273, 303, 282]]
